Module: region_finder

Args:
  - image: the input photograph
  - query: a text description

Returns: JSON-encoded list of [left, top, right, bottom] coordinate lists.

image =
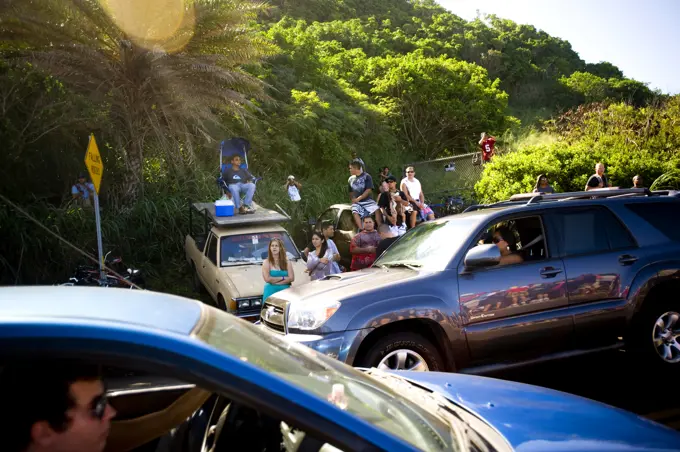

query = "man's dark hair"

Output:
[[495, 225, 518, 252], [321, 221, 334, 231], [0, 360, 101, 452], [231, 154, 242, 162], [350, 159, 363, 170]]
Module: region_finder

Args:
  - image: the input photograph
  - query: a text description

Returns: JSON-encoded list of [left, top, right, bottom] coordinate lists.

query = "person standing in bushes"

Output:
[[479, 132, 496, 164], [633, 175, 644, 189], [284, 175, 302, 202], [533, 174, 555, 194], [377, 166, 393, 193], [222, 154, 256, 214], [585, 162, 612, 191], [71, 172, 95, 208]]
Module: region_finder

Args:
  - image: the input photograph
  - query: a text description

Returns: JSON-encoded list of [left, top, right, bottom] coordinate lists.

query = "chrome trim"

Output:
[[108, 383, 196, 398]]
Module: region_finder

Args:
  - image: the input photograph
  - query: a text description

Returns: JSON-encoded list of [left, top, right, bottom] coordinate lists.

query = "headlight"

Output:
[[287, 300, 340, 331], [251, 299, 262, 307], [238, 299, 251, 309]]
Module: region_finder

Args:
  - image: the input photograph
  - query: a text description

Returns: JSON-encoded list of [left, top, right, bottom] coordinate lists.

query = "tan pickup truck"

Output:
[[185, 202, 306, 321]]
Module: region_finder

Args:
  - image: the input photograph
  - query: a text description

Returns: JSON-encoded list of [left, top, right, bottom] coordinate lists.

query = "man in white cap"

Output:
[[284, 175, 302, 202]]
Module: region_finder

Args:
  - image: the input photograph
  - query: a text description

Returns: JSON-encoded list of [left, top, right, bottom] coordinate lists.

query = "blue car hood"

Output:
[[399, 372, 680, 451]]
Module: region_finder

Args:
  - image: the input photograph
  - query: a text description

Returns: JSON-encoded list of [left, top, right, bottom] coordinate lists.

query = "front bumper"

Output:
[[264, 326, 370, 365]]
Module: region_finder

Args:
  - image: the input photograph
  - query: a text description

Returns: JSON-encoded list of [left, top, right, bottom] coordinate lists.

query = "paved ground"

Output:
[[488, 350, 680, 431]]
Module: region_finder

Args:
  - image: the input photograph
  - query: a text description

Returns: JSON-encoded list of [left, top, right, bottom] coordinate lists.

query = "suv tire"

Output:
[[630, 298, 680, 369], [359, 333, 444, 372]]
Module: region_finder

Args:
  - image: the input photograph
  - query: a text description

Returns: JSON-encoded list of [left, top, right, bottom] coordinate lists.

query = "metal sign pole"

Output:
[[93, 191, 105, 282]]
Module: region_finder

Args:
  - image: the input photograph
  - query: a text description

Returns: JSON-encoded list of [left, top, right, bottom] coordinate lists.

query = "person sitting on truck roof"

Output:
[[349, 159, 381, 230], [222, 155, 256, 214]]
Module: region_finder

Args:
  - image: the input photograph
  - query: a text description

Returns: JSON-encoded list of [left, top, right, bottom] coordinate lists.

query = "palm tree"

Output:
[[0, 0, 273, 199]]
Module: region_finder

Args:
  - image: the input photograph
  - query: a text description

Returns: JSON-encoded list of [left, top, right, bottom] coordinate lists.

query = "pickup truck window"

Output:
[[338, 210, 355, 231], [553, 207, 634, 256], [220, 232, 300, 266], [318, 208, 339, 228], [626, 202, 680, 241], [207, 234, 218, 266]]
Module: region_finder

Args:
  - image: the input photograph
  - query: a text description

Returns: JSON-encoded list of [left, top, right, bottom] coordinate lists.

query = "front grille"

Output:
[[261, 301, 285, 333]]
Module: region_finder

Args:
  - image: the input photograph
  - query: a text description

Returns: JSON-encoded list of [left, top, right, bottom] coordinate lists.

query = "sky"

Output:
[[437, 0, 680, 94]]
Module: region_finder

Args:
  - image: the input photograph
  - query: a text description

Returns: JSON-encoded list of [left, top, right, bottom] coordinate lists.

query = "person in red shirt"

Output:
[[479, 132, 496, 163]]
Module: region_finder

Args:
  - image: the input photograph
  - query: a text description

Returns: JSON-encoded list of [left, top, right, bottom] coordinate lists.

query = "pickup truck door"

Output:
[[201, 233, 220, 299], [458, 214, 572, 366], [546, 207, 643, 348]]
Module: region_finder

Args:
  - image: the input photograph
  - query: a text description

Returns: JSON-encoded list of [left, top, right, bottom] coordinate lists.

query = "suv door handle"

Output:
[[540, 267, 563, 278], [619, 254, 638, 265]]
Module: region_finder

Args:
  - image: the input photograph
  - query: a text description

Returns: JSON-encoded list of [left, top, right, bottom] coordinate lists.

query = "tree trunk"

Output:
[[123, 138, 144, 201]]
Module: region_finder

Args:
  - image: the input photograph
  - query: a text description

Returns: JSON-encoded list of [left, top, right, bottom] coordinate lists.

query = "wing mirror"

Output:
[[464, 244, 501, 269]]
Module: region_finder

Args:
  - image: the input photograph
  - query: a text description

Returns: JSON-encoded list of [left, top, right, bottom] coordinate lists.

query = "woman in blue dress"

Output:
[[262, 238, 295, 301]]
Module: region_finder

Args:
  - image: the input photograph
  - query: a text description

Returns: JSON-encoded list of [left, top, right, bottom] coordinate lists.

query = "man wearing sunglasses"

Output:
[[0, 360, 116, 452]]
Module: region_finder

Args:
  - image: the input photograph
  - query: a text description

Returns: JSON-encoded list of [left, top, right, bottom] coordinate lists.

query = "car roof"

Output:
[[0, 286, 202, 336]]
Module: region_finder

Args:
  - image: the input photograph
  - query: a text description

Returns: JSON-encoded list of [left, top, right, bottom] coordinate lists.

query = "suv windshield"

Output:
[[198, 308, 459, 450], [374, 215, 484, 271], [220, 232, 300, 266]]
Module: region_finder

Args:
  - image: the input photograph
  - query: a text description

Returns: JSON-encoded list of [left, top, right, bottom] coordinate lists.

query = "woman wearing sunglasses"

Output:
[[493, 226, 524, 266]]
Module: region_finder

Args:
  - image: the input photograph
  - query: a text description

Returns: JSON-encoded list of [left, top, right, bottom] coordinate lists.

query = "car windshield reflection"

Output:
[[196, 308, 458, 451], [374, 216, 484, 271]]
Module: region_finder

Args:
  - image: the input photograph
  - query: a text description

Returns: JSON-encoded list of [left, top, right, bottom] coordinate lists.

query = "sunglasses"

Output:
[[89, 393, 109, 420], [407, 171, 414, 174]]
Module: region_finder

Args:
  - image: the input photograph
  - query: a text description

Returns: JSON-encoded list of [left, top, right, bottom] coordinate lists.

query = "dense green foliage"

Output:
[[476, 100, 680, 202], [0, 0, 667, 289]]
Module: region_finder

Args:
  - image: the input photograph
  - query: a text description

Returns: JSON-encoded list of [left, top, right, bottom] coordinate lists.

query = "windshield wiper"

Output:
[[377, 262, 422, 271]]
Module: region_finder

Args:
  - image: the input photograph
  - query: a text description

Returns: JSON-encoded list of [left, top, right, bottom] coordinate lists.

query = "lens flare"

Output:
[[100, 0, 195, 52]]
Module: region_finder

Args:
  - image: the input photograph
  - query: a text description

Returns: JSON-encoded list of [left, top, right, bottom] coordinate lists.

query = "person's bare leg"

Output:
[[353, 212, 362, 230], [374, 211, 382, 227], [409, 211, 417, 228]]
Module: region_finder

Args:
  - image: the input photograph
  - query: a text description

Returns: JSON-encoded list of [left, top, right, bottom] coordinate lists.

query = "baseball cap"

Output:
[[288, 175, 295, 180], [385, 175, 397, 183]]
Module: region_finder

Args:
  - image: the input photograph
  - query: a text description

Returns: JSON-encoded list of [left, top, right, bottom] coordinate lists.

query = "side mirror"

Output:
[[464, 244, 501, 269]]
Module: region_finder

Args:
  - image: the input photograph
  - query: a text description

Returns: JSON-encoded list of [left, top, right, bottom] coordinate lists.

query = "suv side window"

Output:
[[626, 202, 680, 241], [601, 209, 636, 250], [206, 234, 218, 266], [338, 210, 355, 231], [553, 207, 633, 256]]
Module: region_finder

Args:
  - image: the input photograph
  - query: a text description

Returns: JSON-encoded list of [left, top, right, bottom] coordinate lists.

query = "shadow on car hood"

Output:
[[398, 371, 680, 451]]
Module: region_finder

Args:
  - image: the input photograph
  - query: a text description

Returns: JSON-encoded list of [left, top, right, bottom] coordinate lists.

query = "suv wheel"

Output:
[[359, 333, 444, 372], [632, 299, 680, 367]]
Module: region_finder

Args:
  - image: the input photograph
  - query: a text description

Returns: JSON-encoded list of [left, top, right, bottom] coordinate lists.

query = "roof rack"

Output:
[[509, 187, 653, 203], [464, 188, 676, 213]]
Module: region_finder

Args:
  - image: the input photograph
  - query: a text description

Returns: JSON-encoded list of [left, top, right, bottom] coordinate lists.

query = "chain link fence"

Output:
[[401, 152, 485, 216]]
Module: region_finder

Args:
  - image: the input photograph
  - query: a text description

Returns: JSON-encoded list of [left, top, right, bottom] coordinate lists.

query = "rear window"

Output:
[[626, 203, 680, 241], [220, 232, 300, 266]]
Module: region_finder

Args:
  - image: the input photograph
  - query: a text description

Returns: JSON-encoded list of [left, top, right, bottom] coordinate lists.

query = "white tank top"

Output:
[[400, 177, 422, 200], [288, 184, 301, 201]]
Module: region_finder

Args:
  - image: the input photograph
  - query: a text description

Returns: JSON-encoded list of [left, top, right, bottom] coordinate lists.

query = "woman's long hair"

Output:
[[312, 231, 328, 259], [534, 174, 548, 192], [496, 226, 518, 252], [267, 238, 288, 269]]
